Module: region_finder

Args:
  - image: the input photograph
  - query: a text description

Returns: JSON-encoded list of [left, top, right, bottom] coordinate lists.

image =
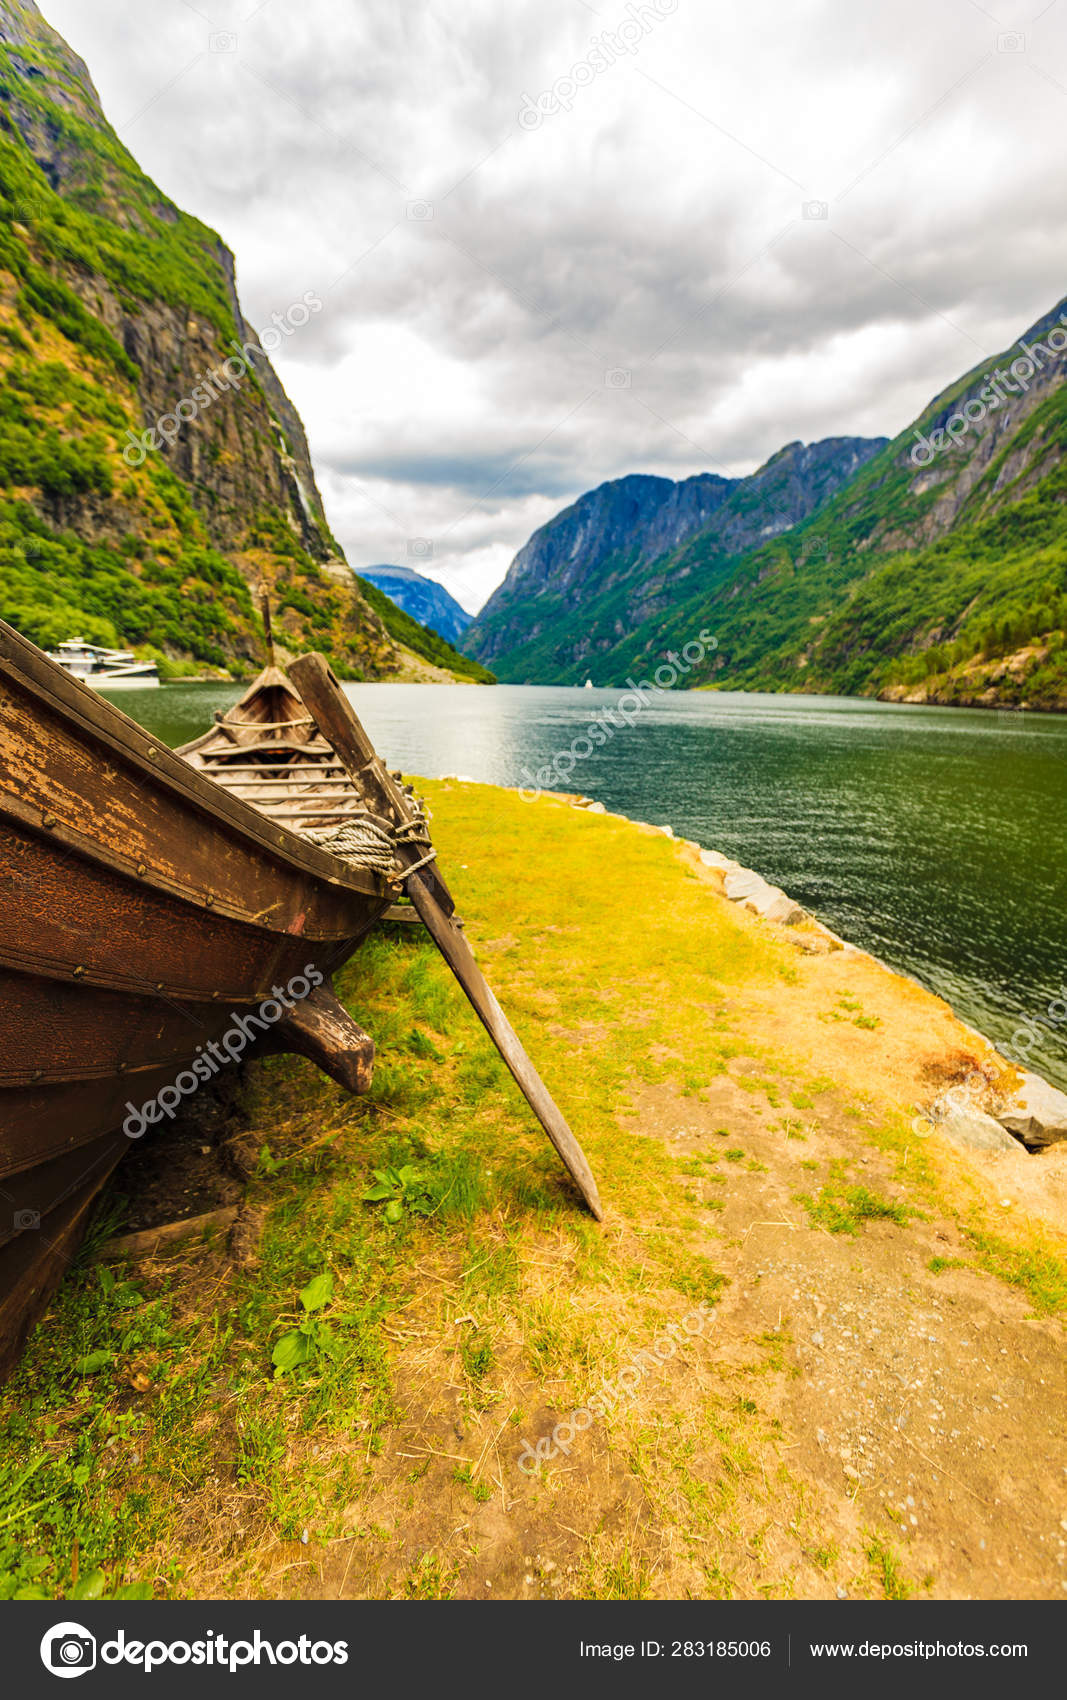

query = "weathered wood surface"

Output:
[[92, 1207, 240, 1264], [0, 621, 393, 1383], [289, 654, 605, 1221], [382, 903, 422, 925], [0, 1183, 104, 1385], [0, 628, 386, 924], [262, 983, 375, 1093]]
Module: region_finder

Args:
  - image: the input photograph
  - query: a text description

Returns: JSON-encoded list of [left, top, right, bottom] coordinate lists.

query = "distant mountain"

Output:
[[354, 574, 494, 684], [360, 564, 474, 646], [464, 289, 1067, 710], [596, 293, 1067, 709], [463, 439, 886, 682]]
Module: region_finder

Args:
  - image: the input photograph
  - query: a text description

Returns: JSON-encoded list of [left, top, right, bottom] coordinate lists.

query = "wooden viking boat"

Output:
[[0, 618, 601, 1381]]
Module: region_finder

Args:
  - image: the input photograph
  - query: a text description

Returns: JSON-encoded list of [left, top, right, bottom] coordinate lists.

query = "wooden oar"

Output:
[[290, 653, 604, 1221]]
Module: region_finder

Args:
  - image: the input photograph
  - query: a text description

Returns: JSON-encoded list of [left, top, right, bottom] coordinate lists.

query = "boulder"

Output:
[[699, 849, 738, 872], [995, 1071, 1067, 1148], [757, 891, 806, 926], [933, 1101, 1021, 1155], [722, 869, 805, 924], [723, 869, 768, 902]]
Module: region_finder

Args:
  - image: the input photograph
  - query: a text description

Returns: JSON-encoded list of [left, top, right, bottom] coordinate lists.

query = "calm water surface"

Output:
[[113, 682, 1067, 1091]]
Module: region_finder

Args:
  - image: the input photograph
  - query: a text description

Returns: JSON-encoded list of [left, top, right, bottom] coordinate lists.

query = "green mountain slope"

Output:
[[0, 0, 401, 679], [637, 297, 1067, 708], [354, 576, 495, 682], [468, 296, 1067, 710], [464, 439, 885, 682]]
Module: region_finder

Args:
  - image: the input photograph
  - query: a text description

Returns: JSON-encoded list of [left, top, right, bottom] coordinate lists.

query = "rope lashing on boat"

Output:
[[303, 786, 437, 885], [303, 815, 401, 877]]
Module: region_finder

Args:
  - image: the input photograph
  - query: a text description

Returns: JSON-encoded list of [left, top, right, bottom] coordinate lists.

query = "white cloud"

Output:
[[41, 0, 1067, 609]]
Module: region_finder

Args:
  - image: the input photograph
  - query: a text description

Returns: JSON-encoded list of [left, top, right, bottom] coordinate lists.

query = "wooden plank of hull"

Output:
[[0, 958, 379, 1139], [0, 1176, 117, 1385], [0, 1070, 191, 1181], [0, 818, 384, 1004], [0, 1130, 126, 1250], [0, 967, 246, 1089], [0, 622, 386, 935]]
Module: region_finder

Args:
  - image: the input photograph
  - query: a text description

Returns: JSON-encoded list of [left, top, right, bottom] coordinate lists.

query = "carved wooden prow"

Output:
[[262, 982, 375, 1093]]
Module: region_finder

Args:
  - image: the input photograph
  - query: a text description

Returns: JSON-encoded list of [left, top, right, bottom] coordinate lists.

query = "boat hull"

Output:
[[0, 620, 390, 1380]]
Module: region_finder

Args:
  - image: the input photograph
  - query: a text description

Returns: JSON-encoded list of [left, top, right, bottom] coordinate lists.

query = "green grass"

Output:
[[797, 1184, 916, 1237], [0, 781, 1062, 1600], [963, 1226, 1067, 1316], [863, 1532, 914, 1600]]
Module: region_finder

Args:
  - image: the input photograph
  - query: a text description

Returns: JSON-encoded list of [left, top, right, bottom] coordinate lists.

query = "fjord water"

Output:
[[118, 683, 1067, 1092]]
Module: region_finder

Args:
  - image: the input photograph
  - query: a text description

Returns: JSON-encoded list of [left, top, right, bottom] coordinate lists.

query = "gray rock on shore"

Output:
[[932, 1099, 1022, 1155], [995, 1071, 1067, 1149], [723, 867, 805, 925]]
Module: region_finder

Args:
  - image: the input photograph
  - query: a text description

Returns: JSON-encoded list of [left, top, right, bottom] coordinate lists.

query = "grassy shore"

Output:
[[1, 782, 1065, 1602]]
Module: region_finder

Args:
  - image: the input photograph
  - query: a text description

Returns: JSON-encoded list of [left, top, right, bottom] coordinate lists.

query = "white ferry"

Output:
[[45, 638, 159, 689]]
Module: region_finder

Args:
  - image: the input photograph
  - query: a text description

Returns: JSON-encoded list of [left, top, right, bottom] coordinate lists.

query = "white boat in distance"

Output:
[[45, 638, 159, 689]]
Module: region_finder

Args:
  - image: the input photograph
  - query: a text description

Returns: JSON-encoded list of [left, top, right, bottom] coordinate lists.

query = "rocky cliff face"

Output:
[[466, 438, 885, 681], [0, 0, 396, 677], [471, 472, 730, 652]]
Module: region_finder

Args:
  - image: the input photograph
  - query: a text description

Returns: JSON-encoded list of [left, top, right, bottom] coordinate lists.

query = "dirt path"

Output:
[[302, 1065, 1065, 1603], [294, 801, 1067, 1603]]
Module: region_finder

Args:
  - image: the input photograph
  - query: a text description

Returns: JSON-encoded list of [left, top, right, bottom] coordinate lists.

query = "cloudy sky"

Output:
[[43, 0, 1067, 612]]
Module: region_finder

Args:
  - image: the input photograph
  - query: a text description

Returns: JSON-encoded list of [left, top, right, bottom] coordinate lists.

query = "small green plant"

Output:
[[271, 1273, 336, 1377], [461, 1336, 493, 1381], [403, 1553, 458, 1599], [452, 1464, 492, 1503], [864, 1532, 913, 1600], [361, 1164, 430, 1224], [403, 1027, 444, 1060]]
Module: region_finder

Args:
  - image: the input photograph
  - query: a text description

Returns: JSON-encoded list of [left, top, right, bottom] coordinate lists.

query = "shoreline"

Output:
[[151, 675, 1067, 714], [513, 782, 1067, 1161]]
